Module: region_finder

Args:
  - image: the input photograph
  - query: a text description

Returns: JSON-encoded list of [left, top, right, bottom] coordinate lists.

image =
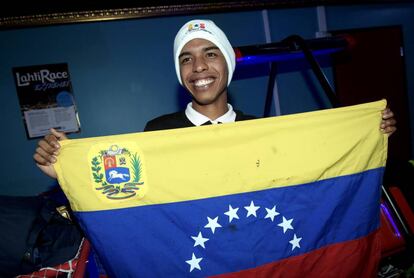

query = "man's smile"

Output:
[[193, 77, 215, 88]]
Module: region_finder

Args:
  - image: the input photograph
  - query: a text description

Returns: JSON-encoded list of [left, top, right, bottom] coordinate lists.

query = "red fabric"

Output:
[[213, 230, 381, 278], [17, 260, 79, 278]]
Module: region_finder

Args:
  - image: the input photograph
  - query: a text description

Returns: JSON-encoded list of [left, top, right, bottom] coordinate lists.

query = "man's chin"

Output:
[[188, 88, 227, 107], [192, 98, 215, 106], [189, 92, 214, 104]]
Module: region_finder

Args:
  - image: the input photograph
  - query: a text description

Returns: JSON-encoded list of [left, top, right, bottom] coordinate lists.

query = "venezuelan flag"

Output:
[[54, 100, 387, 277]]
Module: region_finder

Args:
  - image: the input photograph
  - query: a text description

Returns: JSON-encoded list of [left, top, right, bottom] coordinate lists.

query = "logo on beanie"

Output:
[[188, 22, 206, 31]]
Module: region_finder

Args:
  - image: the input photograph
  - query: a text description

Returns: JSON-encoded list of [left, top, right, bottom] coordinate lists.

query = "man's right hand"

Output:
[[33, 128, 68, 179]]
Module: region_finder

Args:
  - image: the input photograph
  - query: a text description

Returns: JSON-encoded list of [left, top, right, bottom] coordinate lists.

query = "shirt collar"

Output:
[[185, 102, 236, 126]]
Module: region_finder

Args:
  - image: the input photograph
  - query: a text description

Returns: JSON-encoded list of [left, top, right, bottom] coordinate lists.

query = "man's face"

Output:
[[178, 38, 228, 106]]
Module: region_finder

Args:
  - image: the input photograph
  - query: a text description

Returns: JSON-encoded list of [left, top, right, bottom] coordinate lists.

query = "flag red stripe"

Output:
[[213, 230, 381, 278]]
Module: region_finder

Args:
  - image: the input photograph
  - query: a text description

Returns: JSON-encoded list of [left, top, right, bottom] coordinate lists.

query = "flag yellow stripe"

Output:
[[54, 100, 387, 212]]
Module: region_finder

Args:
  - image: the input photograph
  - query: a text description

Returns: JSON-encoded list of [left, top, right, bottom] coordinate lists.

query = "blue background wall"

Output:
[[1, 3, 413, 195]]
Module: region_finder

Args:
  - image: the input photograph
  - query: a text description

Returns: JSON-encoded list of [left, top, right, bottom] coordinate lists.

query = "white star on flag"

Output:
[[224, 205, 240, 222], [185, 253, 203, 272], [278, 216, 294, 233], [244, 201, 260, 217], [289, 234, 302, 250], [264, 205, 280, 221], [191, 232, 209, 249], [204, 216, 222, 234]]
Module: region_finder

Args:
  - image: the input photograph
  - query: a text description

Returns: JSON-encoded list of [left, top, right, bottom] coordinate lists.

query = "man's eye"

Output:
[[206, 52, 217, 58], [180, 57, 191, 64]]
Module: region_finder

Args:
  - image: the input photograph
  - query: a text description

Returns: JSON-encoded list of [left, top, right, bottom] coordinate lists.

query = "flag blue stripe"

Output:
[[75, 167, 383, 277]]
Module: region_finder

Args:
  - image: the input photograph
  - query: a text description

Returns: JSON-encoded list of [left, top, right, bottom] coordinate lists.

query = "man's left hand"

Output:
[[381, 108, 397, 136]]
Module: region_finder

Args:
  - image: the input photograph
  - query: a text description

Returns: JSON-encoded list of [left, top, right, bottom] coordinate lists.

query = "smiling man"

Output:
[[143, 19, 256, 131]]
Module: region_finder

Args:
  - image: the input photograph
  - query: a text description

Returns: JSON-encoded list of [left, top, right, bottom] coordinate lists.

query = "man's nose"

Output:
[[193, 57, 208, 72]]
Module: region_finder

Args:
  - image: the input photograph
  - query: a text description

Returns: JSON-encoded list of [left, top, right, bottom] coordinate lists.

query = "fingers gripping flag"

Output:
[[54, 100, 388, 277]]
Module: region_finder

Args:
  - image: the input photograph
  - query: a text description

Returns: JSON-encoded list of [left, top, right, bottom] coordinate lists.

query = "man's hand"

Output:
[[381, 108, 397, 136], [33, 128, 67, 179]]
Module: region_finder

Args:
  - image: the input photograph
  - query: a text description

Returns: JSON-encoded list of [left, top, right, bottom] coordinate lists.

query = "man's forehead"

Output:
[[181, 38, 220, 53]]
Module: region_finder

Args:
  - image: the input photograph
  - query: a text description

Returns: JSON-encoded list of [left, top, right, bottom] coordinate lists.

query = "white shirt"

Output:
[[185, 103, 237, 126]]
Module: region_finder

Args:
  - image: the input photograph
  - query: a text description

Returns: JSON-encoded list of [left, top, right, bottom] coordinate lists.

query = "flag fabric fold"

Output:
[[54, 100, 387, 277]]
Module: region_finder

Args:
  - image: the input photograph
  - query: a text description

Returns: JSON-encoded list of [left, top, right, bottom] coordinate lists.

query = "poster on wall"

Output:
[[12, 63, 81, 139]]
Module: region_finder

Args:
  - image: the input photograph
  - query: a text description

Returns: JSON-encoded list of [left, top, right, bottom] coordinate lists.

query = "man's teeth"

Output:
[[194, 78, 214, 87]]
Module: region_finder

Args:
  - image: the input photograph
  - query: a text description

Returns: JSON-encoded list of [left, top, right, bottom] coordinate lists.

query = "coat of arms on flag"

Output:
[[89, 143, 145, 200]]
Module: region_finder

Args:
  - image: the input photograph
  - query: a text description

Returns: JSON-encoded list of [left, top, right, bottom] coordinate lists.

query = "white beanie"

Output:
[[173, 19, 236, 86]]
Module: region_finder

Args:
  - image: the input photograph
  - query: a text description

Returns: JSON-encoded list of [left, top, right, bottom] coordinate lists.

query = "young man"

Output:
[[144, 19, 255, 131], [33, 19, 397, 179]]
